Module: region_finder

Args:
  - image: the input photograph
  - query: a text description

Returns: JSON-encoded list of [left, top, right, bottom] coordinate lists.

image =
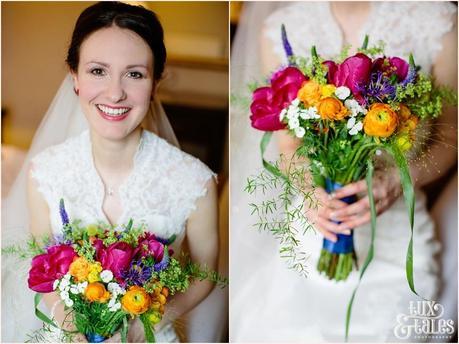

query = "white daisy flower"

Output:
[[348, 121, 363, 136], [69, 286, 79, 294], [335, 86, 351, 100], [109, 303, 121, 312], [295, 126, 306, 138], [291, 98, 300, 107], [53, 279, 60, 291], [347, 117, 356, 129], [286, 106, 299, 120], [279, 108, 287, 122], [60, 290, 70, 301], [77, 281, 88, 293], [288, 117, 300, 129], [100, 270, 114, 283], [64, 299, 74, 307]]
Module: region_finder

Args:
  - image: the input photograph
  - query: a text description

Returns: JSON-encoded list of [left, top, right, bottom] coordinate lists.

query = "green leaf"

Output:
[[140, 313, 156, 343], [260, 132, 286, 180], [34, 294, 59, 329], [385, 144, 418, 296], [121, 316, 128, 343], [345, 159, 377, 341]]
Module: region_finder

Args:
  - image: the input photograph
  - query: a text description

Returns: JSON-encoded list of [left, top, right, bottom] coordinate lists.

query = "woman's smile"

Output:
[[96, 104, 132, 121]]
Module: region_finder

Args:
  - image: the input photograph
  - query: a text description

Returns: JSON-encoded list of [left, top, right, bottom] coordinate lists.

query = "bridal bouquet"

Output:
[[7, 200, 226, 343], [246, 26, 456, 337]]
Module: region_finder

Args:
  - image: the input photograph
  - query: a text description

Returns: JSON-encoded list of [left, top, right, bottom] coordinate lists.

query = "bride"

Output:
[[231, 2, 457, 342], [2, 2, 219, 342]]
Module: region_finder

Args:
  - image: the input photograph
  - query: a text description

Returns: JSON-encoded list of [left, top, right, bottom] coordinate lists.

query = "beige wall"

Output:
[[1, 1, 228, 149]]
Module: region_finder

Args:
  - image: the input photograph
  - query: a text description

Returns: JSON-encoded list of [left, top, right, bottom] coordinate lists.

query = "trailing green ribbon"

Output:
[[121, 316, 128, 343], [140, 313, 156, 343], [344, 159, 377, 341], [34, 293, 59, 329], [385, 145, 418, 296]]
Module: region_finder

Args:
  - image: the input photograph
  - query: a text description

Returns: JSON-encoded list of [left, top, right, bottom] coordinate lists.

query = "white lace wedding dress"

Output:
[[3, 128, 214, 342], [230, 2, 456, 342]]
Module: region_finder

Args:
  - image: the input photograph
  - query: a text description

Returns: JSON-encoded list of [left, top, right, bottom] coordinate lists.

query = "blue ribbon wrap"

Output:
[[322, 179, 357, 254], [86, 333, 107, 343]]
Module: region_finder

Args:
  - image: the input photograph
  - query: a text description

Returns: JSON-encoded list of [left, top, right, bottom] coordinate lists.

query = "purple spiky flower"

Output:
[[281, 24, 294, 62], [357, 71, 396, 104], [122, 260, 153, 286], [154, 251, 170, 272], [59, 198, 69, 226]]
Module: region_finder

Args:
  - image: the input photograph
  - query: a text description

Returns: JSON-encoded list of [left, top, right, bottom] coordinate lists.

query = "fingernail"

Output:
[[330, 212, 337, 218], [343, 230, 351, 235], [328, 192, 335, 200]]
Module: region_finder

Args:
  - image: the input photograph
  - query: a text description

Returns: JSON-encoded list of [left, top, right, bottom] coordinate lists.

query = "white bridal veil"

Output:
[[1, 74, 179, 342]]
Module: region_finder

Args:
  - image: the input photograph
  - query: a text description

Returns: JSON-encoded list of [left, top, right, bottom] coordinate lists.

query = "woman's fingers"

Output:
[[331, 179, 367, 199]]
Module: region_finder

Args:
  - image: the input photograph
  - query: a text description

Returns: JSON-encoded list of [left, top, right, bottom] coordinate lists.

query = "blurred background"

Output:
[[1, 1, 228, 342]]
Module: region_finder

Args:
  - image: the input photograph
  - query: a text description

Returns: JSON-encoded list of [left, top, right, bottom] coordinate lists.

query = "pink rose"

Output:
[[250, 67, 307, 131], [372, 57, 409, 82], [324, 53, 372, 103], [134, 233, 165, 263], [96, 241, 134, 281], [28, 244, 77, 293]]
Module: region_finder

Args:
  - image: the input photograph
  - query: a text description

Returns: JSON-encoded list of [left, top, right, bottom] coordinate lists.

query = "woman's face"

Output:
[[72, 25, 154, 141]]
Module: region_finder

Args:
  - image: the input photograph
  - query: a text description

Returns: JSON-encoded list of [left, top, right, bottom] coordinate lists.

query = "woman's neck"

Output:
[[330, 2, 372, 51], [90, 127, 142, 174]]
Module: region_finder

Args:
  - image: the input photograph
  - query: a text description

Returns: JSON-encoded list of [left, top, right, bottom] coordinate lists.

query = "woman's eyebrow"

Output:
[[85, 61, 148, 69]]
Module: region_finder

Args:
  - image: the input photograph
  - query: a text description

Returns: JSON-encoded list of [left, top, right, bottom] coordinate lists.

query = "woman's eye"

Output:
[[128, 71, 143, 79], [90, 68, 105, 76]]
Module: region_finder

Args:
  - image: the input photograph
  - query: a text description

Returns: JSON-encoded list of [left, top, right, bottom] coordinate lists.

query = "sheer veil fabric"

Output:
[[1, 74, 180, 342], [230, 2, 456, 342]]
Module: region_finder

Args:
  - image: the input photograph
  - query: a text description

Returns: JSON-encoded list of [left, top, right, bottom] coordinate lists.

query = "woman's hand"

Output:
[[329, 169, 402, 231], [304, 186, 352, 242]]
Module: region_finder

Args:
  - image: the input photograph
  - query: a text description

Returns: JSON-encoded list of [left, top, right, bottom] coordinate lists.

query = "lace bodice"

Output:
[[265, 2, 457, 72], [31, 129, 214, 246]]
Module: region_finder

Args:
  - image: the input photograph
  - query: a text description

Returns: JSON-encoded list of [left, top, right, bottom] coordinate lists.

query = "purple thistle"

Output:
[[122, 260, 153, 286], [281, 24, 294, 63], [59, 198, 69, 226], [357, 71, 396, 104], [154, 251, 170, 272]]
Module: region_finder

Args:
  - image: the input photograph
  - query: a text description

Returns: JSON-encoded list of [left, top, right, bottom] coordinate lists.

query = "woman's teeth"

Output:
[[97, 105, 130, 116]]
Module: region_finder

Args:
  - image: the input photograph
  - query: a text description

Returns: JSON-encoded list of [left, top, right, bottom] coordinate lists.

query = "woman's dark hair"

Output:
[[66, 1, 166, 80]]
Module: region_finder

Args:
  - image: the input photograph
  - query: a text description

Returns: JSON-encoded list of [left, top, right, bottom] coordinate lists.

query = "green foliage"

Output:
[[152, 258, 191, 294], [2, 235, 49, 259], [245, 157, 316, 278], [357, 40, 386, 57], [184, 260, 228, 288]]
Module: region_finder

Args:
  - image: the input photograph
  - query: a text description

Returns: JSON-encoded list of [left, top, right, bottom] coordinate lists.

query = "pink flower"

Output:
[[250, 67, 307, 131], [28, 245, 77, 293], [134, 233, 165, 263], [96, 241, 134, 281], [372, 57, 409, 82], [324, 53, 372, 103]]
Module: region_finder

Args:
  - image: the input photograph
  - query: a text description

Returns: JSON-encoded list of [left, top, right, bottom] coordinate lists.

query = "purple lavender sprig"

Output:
[[281, 24, 295, 65], [59, 198, 69, 226], [154, 250, 170, 272]]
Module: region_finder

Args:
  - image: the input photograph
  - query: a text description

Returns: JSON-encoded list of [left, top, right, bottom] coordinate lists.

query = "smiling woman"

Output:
[[2, 1, 227, 343]]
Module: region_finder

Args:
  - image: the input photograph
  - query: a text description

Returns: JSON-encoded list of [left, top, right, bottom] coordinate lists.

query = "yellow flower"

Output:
[[399, 116, 418, 133], [146, 310, 162, 325], [86, 224, 100, 237], [396, 134, 413, 152], [297, 80, 322, 106], [85, 282, 111, 303], [363, 103, 398, 137], [321, 84, 336, 98], [69, 257, 91, 282], [121, 286, 151, 315], [87, 262, 103, 283], [316, 97, 349, 121]]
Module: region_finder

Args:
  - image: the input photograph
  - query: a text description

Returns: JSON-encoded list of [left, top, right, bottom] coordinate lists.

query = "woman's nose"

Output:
[[106, 77, 127, 103]]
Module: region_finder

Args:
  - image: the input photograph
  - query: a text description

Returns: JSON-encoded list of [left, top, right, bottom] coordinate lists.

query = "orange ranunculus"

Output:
[[69, 257, 91, 282], [397, 103, 412, 121], [363, 103, 399, 137], [297, 80, 322, 106], [85, 282, 111, 303], [121, 286, 151, 315], [399, 115, 419, 133], [316, 97, 349, 121]]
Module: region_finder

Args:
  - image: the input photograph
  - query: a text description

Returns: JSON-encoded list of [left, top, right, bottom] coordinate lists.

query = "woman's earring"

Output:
[[73, 87, 79, 96]]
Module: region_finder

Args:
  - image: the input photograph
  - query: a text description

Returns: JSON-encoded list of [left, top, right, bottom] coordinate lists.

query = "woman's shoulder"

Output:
[[142, 129, 215, 180], [31, 130, 88, 174]]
